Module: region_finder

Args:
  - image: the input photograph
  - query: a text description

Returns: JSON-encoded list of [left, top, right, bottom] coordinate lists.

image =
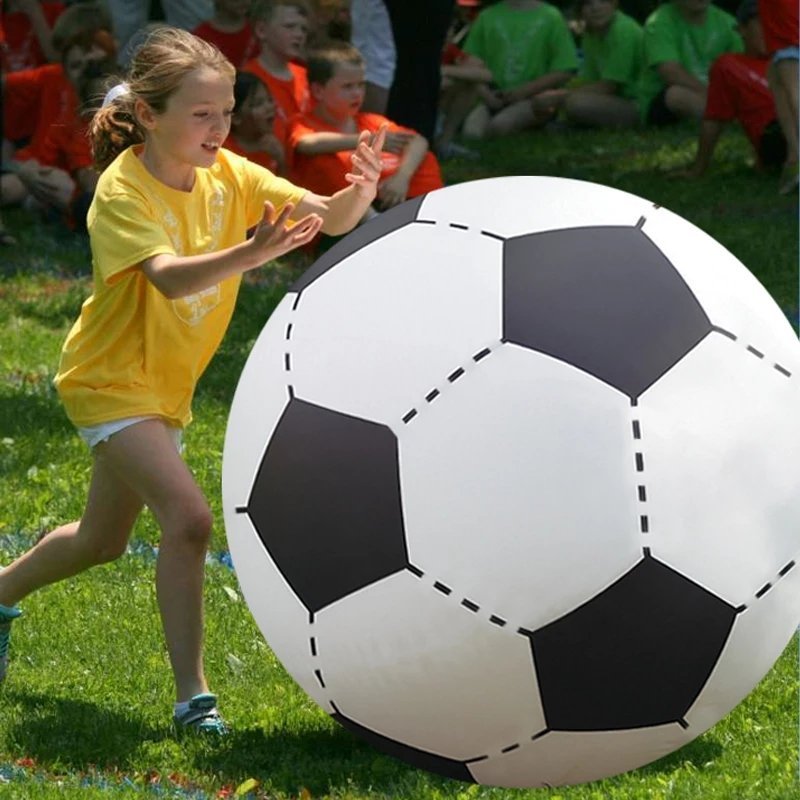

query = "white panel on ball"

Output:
[[641, 210, 799, 367], [399, 342, 641, 629], [287, 223, 502, 427], [468, 725, 693, 788], [417, 176, 650, 239], [685, 563, 800, 733], [222, 511, 328, 709], [639, 334, 800, 603], [221, 294, 295, 511], [311, 570, 546, 760]]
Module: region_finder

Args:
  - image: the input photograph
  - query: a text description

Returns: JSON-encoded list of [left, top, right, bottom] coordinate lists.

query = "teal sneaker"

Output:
[[173, 693, 228, 736], [0, 604, 22, 685]]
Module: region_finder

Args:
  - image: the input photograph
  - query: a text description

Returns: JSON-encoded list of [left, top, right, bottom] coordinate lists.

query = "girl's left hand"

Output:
[[345, 124, 387, 199]]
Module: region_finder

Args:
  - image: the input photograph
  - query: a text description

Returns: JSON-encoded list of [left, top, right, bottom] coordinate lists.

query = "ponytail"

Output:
[[89, 93, 145, 172]]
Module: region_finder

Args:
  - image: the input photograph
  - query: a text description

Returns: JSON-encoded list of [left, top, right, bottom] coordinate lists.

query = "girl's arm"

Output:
[[142, 202, 323, 299], [294, 126, 387, 236]]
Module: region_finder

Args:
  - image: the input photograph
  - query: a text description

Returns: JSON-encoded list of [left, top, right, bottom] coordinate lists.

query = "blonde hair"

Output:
[[89, 27, 235, 172]]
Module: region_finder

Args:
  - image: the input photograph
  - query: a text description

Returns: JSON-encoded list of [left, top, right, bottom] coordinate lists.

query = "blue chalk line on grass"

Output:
[[0, 532, 235, 572]]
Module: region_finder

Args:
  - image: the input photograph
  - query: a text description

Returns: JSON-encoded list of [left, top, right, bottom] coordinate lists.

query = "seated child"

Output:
[[192, 0, 258, 69], [681, 0, 784, 177], [531, 0, 643, 128], [2, 3, 115, 215], [288, 41, 443, 214], [638, 0, 743, 125], [225, 70, 287, 174], [1, 0, 65, 71], [439, 0, 578, 141], [759, 0, 798, 193], [243, 0, 312, 143]]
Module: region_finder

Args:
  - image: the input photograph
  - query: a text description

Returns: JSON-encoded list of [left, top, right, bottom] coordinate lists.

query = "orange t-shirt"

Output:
[[5, 62, 76, 149], [35, 108, 93, 173], [224, 132, 281, 174], [242, 57, 310, 142], [1, 2, 65, 72], [192, 20, 258, 68], [287, 111, 444, 199]]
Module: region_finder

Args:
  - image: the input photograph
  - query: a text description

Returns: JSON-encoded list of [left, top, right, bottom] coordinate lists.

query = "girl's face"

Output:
[[235, 80, 276, 132], [140, 67, 235, 171]]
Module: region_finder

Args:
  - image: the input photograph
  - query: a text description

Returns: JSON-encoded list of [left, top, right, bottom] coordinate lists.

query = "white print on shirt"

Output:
[[492, 19, 545, 89], [153, 187, 225, 326]]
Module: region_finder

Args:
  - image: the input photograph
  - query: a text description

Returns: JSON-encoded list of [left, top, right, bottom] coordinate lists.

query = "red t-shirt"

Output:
[[287, 111, 443, 199], [243, 57, 310, 142], [759, 0, 799, 53], [33, 107, 93, 172], [224, 132, 281, 174], [1, 2, 65, 71], [705, 53, 776, 151], [192, 20, 258, 68], [4, 62, 76, 149]]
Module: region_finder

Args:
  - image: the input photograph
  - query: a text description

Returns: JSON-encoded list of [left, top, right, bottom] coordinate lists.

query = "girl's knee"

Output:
[[165, 502, 214, 549]]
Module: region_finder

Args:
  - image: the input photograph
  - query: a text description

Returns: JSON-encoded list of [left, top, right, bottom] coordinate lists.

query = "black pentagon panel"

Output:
[[332, 710, 477, 783], [246, 398, 409, 613], [503, 226, 712, 398], [531, 556, 736, 731], [291, 195, 426, 293]]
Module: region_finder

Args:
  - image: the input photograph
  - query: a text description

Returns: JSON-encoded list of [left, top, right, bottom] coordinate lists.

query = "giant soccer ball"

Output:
[[222, 177, 800, 787]]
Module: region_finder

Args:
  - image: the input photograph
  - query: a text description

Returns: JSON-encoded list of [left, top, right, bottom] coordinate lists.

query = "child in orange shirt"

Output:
[[192, 0, 258, 69], [225, 70, 287, 174], [1, 3, 115, 214], [242, 0, 311, 143], [1, 0, 65, 71], [288, 40, 443, 215]]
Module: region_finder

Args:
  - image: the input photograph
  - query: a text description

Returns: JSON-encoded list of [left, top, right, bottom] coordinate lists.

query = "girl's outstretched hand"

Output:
[[249, 201, 323, 263], [345, 124, 387, 199]]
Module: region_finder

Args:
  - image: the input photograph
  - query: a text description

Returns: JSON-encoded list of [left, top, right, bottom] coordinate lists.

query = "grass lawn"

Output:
[[0, 123, 798, 799]]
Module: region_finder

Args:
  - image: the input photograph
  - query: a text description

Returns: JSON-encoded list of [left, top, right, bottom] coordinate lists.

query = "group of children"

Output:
[[0, 0, 797, 738]]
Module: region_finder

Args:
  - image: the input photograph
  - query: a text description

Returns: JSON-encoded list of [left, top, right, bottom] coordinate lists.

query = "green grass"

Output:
[[0, 124, 798, 799]]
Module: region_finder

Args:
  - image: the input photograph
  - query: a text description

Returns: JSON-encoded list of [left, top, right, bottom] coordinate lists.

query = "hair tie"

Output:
[[102, 83, 130, 108]]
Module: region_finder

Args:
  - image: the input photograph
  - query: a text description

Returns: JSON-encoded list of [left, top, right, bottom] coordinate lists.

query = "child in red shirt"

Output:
[[2, 4, 115, 216], [1, 0, 65, 71], [224, 70, 287, 174], [288, 40, 443, 215], [192, 0, 258, 69], [758, 0, 799, 193], [681, 0, 784, 177], [243, 0, 311, 144]]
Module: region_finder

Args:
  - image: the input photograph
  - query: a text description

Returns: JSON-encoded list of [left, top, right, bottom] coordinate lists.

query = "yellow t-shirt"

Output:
[[54, 146, 306, 428]]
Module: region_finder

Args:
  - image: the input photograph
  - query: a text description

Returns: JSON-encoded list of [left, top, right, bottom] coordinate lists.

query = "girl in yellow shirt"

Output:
[[0, 26, 387, 734]]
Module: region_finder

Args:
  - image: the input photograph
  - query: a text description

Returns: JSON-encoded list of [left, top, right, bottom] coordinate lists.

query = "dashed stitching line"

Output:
[[412, 218, 506, 242], [738, 559, 796, 613], [401, 345, 498, 426], [711, 325, 792, 378], [630, 399, 651, 550]]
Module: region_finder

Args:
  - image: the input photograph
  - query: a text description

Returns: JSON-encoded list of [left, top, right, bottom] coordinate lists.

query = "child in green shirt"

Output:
[[638, 0, 743, 124], [531, 0, 643, 128], [437, 0, 578, 142]]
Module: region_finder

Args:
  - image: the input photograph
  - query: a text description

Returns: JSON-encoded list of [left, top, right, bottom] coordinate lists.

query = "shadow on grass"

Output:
[[638, 733, 725, 774], [189, 724, 454, 795], [0, 393, 73, 438], [2, 689, 161, 771]]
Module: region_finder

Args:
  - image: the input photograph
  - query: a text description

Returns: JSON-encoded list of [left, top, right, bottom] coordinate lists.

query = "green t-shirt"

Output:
[[581, 10, 644, 100], [637, 2, 743, 116], [463, 1, 579, 91]]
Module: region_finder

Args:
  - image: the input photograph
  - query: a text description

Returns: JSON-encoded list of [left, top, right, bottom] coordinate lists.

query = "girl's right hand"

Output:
[[248, 201, 323, 264]]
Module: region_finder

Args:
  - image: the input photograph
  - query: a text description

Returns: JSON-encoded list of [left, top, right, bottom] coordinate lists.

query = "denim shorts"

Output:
[[773, 46, 800, 65]]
